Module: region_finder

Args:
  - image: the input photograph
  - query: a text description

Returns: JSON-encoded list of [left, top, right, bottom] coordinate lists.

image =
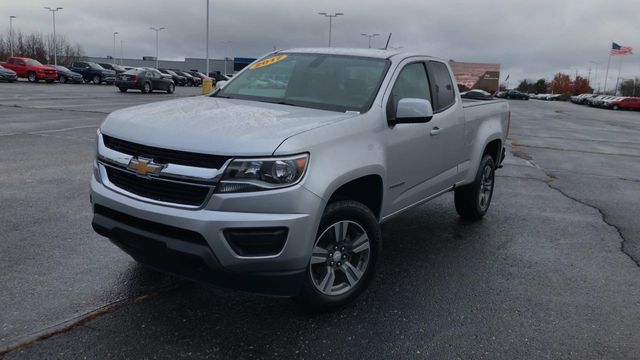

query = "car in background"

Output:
[[589, 95, 615, 107], [122, 66, 135, 71], [208, 72, 230, 82], [504, 90, 529, 100], [49, 65, 84, 83], [0, 64, 18, 82], [115, 68, 175, 94], [571, 93, 592, 103], [68, 61, 116, 84], [461, 89, 494, 100], [597, 96, 625, 108], [99, 63, 127, 74], [171, 69, 201, 86], [606, 97, 640, 110], [579, 94, 599, 104], [0, 57, 57, 82], [158, 68, 187, 86]]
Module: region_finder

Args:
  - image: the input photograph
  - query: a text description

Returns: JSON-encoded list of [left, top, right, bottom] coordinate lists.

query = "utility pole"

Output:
[[113, 31, 118, 62], [317, 12, 344, 47], [9, 16, 16, 57], [205, 0, 210, 76], [361, 33, 380, 48], [44, 7, 63, 65], [120, 40, 123, 65], [150, 27, 165, 68], [590, 61, 600, 92], [223, 40, 232, 75]]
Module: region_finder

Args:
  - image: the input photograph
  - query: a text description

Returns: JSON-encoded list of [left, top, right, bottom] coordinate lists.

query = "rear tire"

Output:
[[166, 83, 175, 94], [142, 82, 151, 93], [296, 200, 381, 312], [454, 155, 496, 221], [612, 105, 620, 110], [119, 87, 127, 93]]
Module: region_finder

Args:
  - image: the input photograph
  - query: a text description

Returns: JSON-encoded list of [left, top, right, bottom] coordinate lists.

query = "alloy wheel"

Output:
[[310, 220, 371, 296], [478, 163, 494, 211]]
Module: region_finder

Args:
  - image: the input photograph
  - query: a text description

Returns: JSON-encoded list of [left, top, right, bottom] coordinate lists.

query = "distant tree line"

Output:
[[618, 78, 640, 97], [515, 74, 593, 95], [0, 30, 84, 65]]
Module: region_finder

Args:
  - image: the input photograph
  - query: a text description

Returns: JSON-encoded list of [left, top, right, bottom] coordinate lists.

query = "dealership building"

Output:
[[449, 61, 501, 93]]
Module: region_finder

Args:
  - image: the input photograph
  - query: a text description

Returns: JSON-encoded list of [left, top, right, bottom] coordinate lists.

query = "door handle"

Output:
[[430, 127, 441, 136]]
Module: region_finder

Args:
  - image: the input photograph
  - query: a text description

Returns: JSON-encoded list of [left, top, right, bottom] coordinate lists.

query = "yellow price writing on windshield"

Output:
[[249, 54, 288, 70]]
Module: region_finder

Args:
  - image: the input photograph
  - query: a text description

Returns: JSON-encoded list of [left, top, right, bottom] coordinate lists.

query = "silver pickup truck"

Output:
[[91, 48, 509, 310]]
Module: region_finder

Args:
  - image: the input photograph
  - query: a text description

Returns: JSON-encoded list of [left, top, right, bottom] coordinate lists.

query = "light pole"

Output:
[[44, 7, 63, 65], [206, 0, 210, 76], [317, 12, 343, 47], [9, 16, 16, 57], [223, 40, 232, 75], [150, 27, 165, 68], [361, 33, 380, 48], [120, 40, 124, 65], [112, 31, 118, 62]]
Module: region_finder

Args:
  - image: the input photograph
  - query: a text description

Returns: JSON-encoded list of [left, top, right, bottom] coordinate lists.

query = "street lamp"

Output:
[[361, 33, 380, 48], [113, 32, 118, 62], [150, 27, 165, 68], [9, 16, 16, 57], [120, 40, 124, 65], [317, 12, 343, 47], [223, 40, 232, 75], [44, 7, 63, 65], [205, 0, 210, 76]]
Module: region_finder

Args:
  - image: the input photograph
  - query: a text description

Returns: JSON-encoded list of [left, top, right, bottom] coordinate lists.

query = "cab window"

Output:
[[386, 62, 431, 119], [427, 61, 456, 112]]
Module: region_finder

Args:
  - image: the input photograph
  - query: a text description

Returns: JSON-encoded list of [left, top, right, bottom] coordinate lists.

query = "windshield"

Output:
[[55, 65, 70, 72], [88, 62, 105, 70], [167, 70, 179, 76], [215, 53, 390, 112], [113, 64, 125, 71], [27, 59, 43, 66]]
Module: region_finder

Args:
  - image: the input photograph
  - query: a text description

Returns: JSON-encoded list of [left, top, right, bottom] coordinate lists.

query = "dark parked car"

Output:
[[208, 71, 230, 82], [158, 68, 187, 86], [504, 90, 529, 100], [171, 69, 201, 86], [67, 61, 116, 84], [0, 64, 18, 82], [461, 89, 494, 100], [49, 65, 83, 83], [99, 63, 127, 74], [188, 70, 207, 80], [115, 68, 175, 94]]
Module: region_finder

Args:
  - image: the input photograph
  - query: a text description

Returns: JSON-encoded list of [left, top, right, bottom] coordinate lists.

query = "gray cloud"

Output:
[[3, 0, 639, 88]]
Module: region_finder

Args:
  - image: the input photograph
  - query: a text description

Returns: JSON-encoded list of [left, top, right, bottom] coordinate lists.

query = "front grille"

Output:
[[105, 167, 210, 206], [103, 135, 229, 169]]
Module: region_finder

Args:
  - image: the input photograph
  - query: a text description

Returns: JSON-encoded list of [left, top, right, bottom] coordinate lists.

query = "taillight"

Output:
[[130, 75, 138, 81]]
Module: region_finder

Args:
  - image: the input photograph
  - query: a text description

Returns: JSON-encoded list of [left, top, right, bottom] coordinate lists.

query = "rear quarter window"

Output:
[[428, 61, 456, 112]]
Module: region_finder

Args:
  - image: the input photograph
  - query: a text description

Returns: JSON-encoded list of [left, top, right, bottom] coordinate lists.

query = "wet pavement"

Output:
[[1, 86, 639, 358]]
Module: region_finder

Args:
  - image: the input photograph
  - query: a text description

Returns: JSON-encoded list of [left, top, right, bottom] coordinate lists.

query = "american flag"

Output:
[[610, 42, 633, 55]]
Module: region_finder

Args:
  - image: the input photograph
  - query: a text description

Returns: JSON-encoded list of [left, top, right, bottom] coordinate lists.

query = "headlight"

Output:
[[217, 154, 309, 193]]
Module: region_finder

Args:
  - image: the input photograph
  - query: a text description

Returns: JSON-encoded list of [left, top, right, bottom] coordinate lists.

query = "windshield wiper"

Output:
[[275, 101, 302, 107]]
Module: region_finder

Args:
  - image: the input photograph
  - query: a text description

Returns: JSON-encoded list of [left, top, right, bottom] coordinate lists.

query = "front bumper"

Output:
[[37, 72, 57, 80], [90, 175, 324, 296]]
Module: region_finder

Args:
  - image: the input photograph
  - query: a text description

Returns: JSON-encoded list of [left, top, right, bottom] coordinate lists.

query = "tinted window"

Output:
[[124, 69, 143, 75], [15, 59, 25, 66], [8, 58, 15, 64], [428, 61, 455, 111], [88, 63, 104, 70]]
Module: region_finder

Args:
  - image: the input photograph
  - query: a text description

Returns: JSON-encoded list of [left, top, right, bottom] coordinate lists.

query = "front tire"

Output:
[[454, 155, 496, 221], [92, 75, 101, 84], [297, 200, 381, 312], [119, 87, 127, 93], [27, 72, 37, 83], [59, 75, 67, 83], [612, 105, 620, 110], [166, 83, 175, 94]]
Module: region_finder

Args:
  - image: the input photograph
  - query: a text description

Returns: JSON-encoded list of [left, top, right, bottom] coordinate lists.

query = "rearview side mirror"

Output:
[[389, 98, 434, 125]]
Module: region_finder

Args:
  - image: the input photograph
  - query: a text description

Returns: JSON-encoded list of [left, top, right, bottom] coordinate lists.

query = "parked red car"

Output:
[[0, 57, 57, 83], [607, 97, 640, 110]]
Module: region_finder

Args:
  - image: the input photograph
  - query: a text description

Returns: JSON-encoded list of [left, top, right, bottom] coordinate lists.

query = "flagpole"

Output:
[[614, 55, 624, 95], [603, 48, 612, 94]]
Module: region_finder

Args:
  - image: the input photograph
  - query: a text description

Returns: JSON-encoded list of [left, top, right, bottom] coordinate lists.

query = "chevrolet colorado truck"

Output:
[[0, 57, 57, 82], [91, 48, 509, 310]]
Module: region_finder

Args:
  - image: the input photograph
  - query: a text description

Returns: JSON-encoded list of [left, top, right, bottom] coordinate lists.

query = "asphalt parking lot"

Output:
[[1, 83, 639, 359]]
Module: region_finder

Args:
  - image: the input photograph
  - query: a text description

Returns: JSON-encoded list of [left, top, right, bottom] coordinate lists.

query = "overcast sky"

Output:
[[3, 0, 639, 89]]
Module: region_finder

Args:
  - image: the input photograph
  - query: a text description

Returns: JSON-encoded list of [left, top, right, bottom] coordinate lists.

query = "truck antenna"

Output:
[[384, 33, 392, 50]]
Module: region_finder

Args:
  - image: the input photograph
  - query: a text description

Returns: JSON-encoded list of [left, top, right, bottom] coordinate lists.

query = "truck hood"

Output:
[[100, 96, 359, 156]]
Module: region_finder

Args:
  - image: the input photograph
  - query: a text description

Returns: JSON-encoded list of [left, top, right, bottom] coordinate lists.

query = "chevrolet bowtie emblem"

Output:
[[127, 157, 165, 176]]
